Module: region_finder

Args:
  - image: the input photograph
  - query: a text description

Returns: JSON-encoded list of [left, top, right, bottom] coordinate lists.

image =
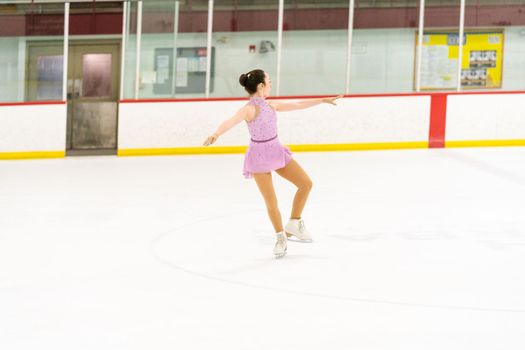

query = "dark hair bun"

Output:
[[239, 74, 248, 87], [239, 69, 265, 95]]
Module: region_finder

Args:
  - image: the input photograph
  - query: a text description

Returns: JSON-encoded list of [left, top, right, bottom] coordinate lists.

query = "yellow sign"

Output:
[[417, 31, 503, 90]]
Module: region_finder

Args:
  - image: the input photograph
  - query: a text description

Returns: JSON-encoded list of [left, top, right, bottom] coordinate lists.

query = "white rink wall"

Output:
[[0, 103, 66, 154], [118, 95, 432, 150], [262, 96, 431, 145], [118, 100, 250, 148], [446, 93, 525, 141]]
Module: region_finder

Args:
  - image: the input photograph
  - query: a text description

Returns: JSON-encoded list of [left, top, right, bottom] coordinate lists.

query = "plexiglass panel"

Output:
[[0, 3, 65, 102]]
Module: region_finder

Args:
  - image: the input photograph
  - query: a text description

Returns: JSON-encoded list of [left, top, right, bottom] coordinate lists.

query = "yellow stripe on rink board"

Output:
[[118, 146, 248, 156], [289, 142, 428, 152], [0, 151, 65, 160], [118, 142, 429, 156], [446, 140, 525, 148]]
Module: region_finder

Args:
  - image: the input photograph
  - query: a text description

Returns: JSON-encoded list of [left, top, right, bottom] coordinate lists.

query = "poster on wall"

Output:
[[153, 48, 173, 95], [415, 30, 503, 90]]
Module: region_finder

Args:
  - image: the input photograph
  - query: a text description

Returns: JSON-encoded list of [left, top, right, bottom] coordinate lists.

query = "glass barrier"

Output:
[[0, 2, 65, 103], [130, 0, 208, 99], [350, 0, 419, 93], [280, 0, 349, 96], [2, 0, 525, 103], [211, 0, 279, 98]]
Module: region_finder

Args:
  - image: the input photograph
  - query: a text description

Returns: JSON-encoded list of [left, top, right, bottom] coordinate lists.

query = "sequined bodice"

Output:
[[246, 96, 278, 141]]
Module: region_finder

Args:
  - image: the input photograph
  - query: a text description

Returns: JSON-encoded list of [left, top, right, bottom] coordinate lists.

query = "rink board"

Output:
[[117, 95, 432, 155], [0, 102, 66, 159], [1, 92, 525, 159]]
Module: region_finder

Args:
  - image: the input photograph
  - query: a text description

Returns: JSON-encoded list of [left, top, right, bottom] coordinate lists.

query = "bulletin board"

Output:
[[415, 30, 504, 90], [153, 46, 215, 95]]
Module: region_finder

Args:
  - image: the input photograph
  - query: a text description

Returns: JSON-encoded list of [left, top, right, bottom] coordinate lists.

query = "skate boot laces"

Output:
[[298, 219, 305, 233]]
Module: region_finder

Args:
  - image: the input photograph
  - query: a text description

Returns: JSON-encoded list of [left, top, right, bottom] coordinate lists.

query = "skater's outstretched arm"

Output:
[[203, 105, 254, 146], [269, 94, 344, 112]]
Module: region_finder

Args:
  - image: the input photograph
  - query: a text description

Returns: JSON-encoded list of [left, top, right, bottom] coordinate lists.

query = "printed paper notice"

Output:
[[176, 57, 188, 87], [156, 55, 170, 83]]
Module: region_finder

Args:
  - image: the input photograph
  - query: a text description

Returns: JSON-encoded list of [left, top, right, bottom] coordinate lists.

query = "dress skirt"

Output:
[[243, 138, 293, 179]]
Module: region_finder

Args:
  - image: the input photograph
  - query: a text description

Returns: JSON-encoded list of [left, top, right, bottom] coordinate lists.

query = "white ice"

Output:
[[1, 147, 525, 350]]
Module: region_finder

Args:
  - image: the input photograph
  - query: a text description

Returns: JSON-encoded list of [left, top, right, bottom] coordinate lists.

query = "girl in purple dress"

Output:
[[203, 69, 342, 258]]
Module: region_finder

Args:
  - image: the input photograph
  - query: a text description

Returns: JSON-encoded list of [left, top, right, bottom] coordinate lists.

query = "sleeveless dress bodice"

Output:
[[242, 96, 293, 179]]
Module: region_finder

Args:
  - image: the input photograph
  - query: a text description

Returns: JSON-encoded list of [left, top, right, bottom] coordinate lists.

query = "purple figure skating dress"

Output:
[[243, 96, 293, 179]]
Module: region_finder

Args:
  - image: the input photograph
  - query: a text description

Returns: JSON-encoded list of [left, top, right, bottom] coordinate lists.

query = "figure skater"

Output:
[[203, 69, 342, 258]]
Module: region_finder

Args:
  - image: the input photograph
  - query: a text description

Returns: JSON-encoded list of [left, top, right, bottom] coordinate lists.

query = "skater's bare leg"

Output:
[[253, 172, 283, 233], [275, 159, 313, 219]]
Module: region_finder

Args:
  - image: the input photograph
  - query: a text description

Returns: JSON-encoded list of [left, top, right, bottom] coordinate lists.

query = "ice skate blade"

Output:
[[274, 251, 287, 259]]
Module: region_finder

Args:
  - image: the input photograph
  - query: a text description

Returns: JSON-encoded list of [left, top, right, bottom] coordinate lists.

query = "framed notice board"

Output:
[[153, 46, 215, 95], [415, 30, 503, 90]]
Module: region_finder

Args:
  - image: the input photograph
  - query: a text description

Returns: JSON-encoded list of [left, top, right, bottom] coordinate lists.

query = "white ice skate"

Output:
[[285, 218, 313, 242], [273, 231, 287, 258]]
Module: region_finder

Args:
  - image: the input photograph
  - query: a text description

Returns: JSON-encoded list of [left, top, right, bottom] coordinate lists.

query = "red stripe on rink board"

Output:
[[429, 94, 447, 149], [0, 100, 66, 107], [119, 90, 525, 104], [119, 93, 419, 103]]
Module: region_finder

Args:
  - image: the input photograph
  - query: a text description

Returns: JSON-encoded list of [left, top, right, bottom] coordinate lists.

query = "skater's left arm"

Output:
[[269, 94, 344, 112]]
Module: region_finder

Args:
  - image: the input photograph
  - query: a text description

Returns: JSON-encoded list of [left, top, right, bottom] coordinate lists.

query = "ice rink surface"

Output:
[[1, 147, 525, 349]]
